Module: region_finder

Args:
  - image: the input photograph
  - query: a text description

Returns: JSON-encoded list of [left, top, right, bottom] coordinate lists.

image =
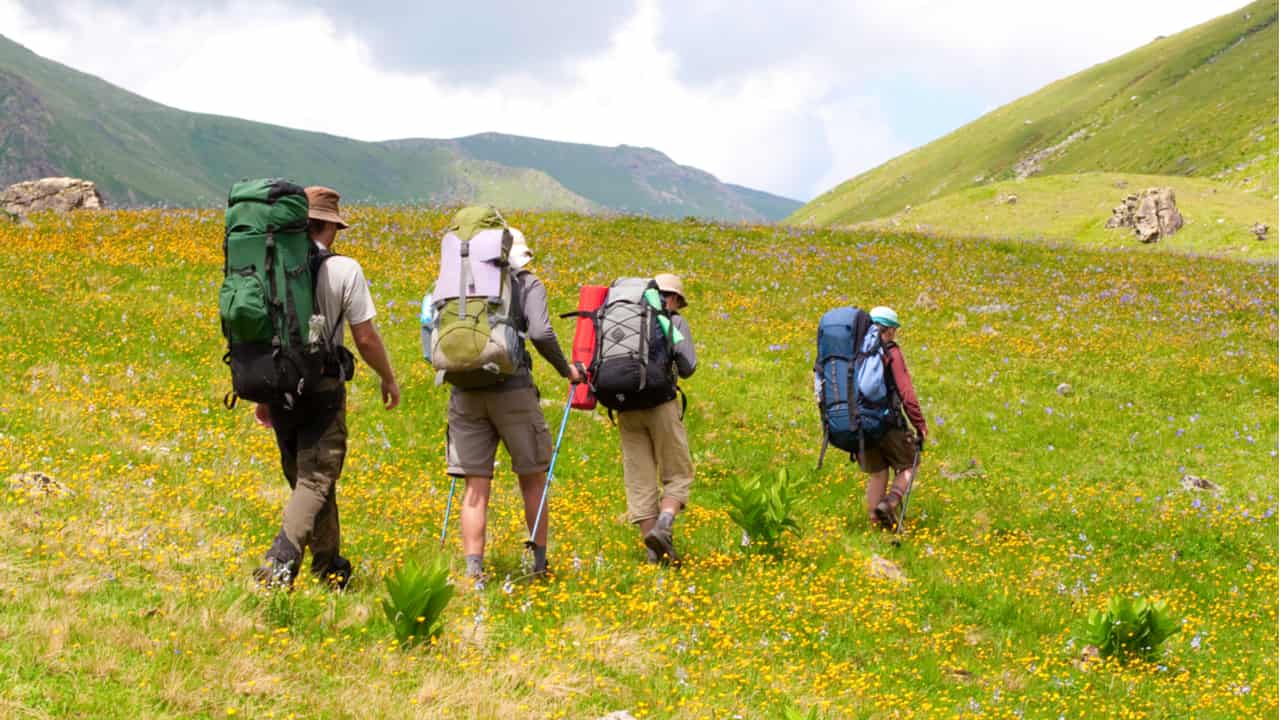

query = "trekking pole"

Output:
[[525, 383, 577, 549], [439, 475, 458, 549], [895, 443, 923, 536]]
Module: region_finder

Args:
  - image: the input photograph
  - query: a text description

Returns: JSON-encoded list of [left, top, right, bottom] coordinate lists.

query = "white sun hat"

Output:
[[508, 228, 533, 269]]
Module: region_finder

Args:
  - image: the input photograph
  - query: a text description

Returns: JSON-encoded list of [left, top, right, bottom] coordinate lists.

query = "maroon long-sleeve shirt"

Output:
[[885, 344, 927, 438]]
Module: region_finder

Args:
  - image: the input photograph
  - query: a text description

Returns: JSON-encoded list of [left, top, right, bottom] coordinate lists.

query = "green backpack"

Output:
[[424, 206, 527, 388], [219, 179, 330, 408]]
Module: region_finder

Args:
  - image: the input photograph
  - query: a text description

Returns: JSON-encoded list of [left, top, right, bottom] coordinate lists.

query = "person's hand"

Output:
[[569, 362, 586, 385], [381, 378, 401, 410], [254, 403, 272, 429]]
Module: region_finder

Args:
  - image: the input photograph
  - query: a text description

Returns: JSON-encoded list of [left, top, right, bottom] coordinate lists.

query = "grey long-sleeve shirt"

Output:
[[519, 271, 574, 380], [450, 269, 572, 393], [671, 313, 696, 379]]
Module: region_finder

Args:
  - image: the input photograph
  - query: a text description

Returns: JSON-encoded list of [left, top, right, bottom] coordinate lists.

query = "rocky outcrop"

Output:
[[1105, 187, 1183, 243], [1, 177, 104, 216], [1014, 128, 1089, 179]]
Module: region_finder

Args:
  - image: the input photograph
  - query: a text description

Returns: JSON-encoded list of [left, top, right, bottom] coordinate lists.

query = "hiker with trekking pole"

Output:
[[588, 274, 697, 565], [815, 306, 926, 532], [420, 207, 582, 587]]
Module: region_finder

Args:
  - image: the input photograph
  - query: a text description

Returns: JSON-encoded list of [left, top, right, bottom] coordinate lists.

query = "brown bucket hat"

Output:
[[304, 186, 350, 229]]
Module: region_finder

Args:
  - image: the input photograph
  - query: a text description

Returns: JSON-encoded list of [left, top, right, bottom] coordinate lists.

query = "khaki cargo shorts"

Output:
[[858, 428, 918, 473], [447, 386, 552, 477]]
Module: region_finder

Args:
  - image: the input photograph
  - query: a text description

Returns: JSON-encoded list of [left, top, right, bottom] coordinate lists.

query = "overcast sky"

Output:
[[0, 0, 1249, 200]]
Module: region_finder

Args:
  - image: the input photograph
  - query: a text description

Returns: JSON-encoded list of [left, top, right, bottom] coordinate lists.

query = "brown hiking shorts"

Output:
[[858, 428, 918, 473], [447, 386, 552, 477]]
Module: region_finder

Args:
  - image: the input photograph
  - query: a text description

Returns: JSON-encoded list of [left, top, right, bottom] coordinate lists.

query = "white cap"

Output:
[[508, 228, 533, 269], [870, 306, 900, 328]]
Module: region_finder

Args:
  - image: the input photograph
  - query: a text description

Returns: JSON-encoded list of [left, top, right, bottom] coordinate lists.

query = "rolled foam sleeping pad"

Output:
[[572, 285, 608, 410]]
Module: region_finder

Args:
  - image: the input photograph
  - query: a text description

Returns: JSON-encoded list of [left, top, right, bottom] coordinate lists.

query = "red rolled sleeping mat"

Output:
[[571, 285, 608, 410]]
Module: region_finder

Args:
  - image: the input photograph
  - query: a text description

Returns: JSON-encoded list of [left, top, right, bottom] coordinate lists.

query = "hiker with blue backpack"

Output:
[[422, 208, 583, 585], [221, 183, 400, 590], [815, 306, 926, 530]]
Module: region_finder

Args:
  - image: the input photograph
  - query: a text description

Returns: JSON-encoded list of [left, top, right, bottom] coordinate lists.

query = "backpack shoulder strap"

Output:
[[310, 247, 346, 349], [508, 268, 527, 333]]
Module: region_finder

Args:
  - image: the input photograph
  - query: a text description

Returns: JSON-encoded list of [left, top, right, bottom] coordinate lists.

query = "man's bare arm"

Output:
[[350, 319, 400, 409]]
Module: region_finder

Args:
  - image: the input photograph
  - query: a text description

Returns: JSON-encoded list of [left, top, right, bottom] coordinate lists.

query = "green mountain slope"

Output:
[[0, 34, 794, 220], [451, 133, 801, 221], [791, 0, 1278, 227], [724, 183, 805, 222]]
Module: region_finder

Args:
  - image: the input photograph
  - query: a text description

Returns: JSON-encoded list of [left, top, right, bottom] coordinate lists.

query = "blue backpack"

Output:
[[814, 307, 899, 468]]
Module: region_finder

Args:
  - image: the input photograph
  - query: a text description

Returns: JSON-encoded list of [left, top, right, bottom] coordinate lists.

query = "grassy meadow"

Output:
[[854, 172, 1279, 262], [0, 208, 1276, 719]]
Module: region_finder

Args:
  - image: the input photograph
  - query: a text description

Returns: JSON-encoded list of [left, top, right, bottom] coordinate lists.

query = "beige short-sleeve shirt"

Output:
[[314, 248, 376, 348]]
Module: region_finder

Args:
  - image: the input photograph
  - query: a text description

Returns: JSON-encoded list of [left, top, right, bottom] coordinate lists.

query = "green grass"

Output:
[[856, 171, 1279, 261], [0, 207, 1275, 718], [791, 0, 1279, 227]]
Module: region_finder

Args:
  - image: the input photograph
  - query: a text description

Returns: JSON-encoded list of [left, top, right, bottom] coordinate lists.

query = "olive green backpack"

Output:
[[219, 179, 332, 408]]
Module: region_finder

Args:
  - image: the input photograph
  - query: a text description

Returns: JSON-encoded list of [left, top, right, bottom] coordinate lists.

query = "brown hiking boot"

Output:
[[874, 490, 903, 530], [644, 512, 681, 566]]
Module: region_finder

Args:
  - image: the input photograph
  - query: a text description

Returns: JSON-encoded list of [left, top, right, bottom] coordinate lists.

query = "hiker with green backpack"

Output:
[[590, 274, 697, 564], [422, 208, 582, 585], [221, 181, 399, 590]]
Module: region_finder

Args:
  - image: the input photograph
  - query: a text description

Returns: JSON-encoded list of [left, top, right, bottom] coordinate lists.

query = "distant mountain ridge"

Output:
[[791, 0, 1278, 227], [0, 34, 800, 221]]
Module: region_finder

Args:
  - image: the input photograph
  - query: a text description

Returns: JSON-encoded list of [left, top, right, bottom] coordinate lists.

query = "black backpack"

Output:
[[589, 277, 679, 413]]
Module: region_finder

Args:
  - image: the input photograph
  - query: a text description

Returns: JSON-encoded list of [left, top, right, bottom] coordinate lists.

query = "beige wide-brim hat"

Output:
[[654, 273, 687, 308], [304, 186, 350, 229]]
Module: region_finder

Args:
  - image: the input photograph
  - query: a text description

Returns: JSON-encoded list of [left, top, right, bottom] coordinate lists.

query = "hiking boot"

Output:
[[874, 490, 903, 530], [253, 556, 298, 590], [645, 546, 660, 565], [317, 556, 352, 591], [644, 512, 681, 566]]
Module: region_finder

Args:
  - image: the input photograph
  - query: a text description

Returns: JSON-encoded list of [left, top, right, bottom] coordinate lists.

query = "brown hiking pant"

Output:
[[266, 379, 347, 576], [618, 398, 694, 523]]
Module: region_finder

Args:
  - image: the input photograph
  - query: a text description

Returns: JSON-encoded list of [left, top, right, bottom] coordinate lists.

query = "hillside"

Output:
[[1, 208, 1275, 717], [791, 0, 1278, 227], [860, 172, 1278, 261], [0, 34, 798, 221], [451, 133, 801, 220]]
